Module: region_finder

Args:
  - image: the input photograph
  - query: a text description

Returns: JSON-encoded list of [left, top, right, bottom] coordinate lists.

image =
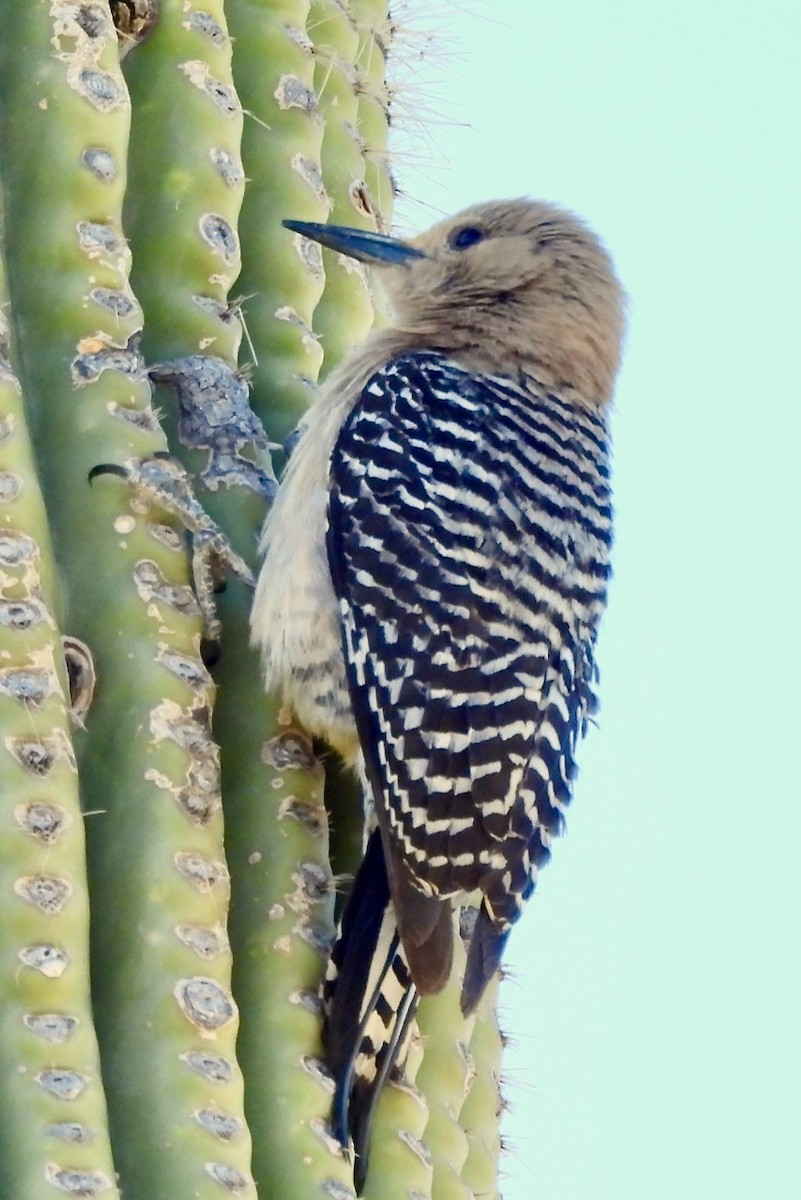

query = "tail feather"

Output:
[[460, 901, 511, 1015], [387, 839, 454, 994], [323, 831, 392, 1090], [349, 959, 419, 1193], [324, 831, 419, 1187], [325, 834, 510, 1187]]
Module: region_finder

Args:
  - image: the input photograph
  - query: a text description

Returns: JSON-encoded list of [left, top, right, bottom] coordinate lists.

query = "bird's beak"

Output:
[[282, 220, 426, 266]]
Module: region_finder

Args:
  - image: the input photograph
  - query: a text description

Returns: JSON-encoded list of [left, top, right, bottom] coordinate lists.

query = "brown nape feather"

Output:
[[386, 842, 454, 995], [367, 197, 626, 407]]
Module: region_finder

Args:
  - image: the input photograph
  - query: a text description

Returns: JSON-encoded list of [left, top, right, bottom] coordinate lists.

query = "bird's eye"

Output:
[[448, 226, 485, 251]]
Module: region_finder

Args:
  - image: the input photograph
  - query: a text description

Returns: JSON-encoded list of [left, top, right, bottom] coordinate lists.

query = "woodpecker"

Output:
[[251, 199, 625, 1187]]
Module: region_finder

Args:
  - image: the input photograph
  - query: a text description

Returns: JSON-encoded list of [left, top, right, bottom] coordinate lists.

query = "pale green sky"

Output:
[[392, 3, 800, 1197]]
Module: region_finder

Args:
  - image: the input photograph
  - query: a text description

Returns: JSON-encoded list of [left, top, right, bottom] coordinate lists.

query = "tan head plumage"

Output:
[[377, 198, 626, 405]]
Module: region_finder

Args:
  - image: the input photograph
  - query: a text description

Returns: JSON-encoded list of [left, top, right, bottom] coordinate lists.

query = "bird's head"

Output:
[[284, 199, 626, 405]]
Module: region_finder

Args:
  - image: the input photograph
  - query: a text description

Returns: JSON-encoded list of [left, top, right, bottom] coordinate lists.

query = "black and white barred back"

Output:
[[323, 351, 612, 1170]]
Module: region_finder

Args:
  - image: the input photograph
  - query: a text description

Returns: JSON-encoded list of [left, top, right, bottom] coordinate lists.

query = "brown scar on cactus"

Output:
[[109, 0, 160, 58], [62, 635, 96, 726]]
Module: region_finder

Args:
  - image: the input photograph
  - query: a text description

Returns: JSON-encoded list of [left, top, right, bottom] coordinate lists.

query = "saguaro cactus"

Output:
[[0, 2, 508, 1198]]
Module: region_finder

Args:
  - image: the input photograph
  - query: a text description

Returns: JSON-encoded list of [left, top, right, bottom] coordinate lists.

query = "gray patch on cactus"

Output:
[[189, 750, 219, 786], [292, 154, 328, 204], [150, 699, 214, 750], [203, 1163, 252, 1193], [175, 977, 237, 1032], [288, 231, 325, 277], [89, 286, 139, 318], [180, 1049, 234, 1083], [279, 795, 327, 837], [146, 521, 183, 551], [180, 61, 241, 118], [133, 559, 201, 619], [75, 347, 148, 389], [157, 648, 211, 687], [68, 4, 106, 39], [153, 752, 218, 806], [0, 666, 59, 705], [6, 732, 76, 774], [210, 148, 245, 188], [18, 944, 70, 976], [23, 1013, 79, 1042], [290, 988, 325, 1018], [74, 341, 147, 385], [15, 803, 72, 843], [301, 1055, 335, 1092], [284, 25, 314, 55], [174, 851, 229, 893], [398, 1129, 433, 1167], [261, 730, 317, 772], [77, 69, 126, 110], [0, 471, 22, 503], [0, 531, 36, 565], [15, 874, 73, 914], [81, 146, 117, 182], [199, 214, 240, 265], [458, 1039, 474, 1073], [144, 716, 224, 824], [192, 294, 229, 320], [0, 597, 50, 628], [106, 400, 160, 444], [45, 1120, 93, 1143], [176, 923, 228, 959], [43, 1162, 112, 1194], [275, 75, 319, 115], [297, 918, 335, 955], [77, 221, 129, 262], [177, 781, 222, 827], [321, 1179, 358, 1200], [308, 1117, 346, 1154], [36, 1068, 88, 1101], [294, 861, 331, 905], [194, 1108, 244, 1140], [187, 11, 227, 47]]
